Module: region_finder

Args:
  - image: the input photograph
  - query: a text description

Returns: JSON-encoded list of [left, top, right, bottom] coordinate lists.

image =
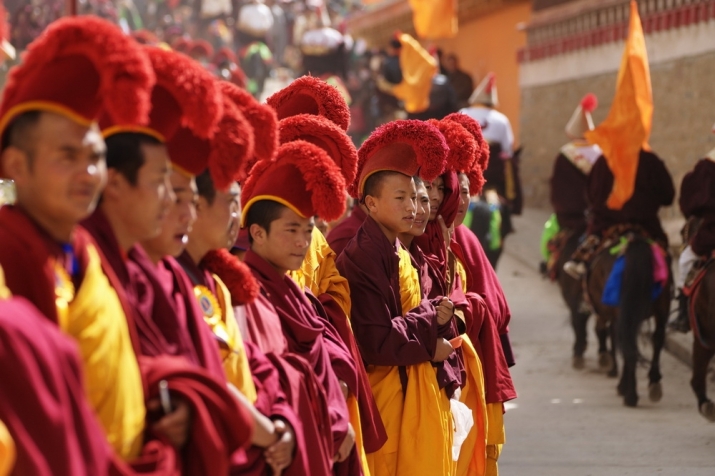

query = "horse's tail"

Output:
[[617, 239, 653, 362]]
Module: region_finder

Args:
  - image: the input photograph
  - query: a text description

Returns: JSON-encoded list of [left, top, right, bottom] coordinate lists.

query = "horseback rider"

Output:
[[543, 94, 601, 275], [563, 148, 674, 279], [675, 124, 715, 331]]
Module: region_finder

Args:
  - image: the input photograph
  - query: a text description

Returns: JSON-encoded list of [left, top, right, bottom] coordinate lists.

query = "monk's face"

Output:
[[141, 171, 198, 260], [454, 173, 471, 227], [195, 183, 240, 251], [425, 175, 444, 221], [408, 182, 430, 237], [3, 112, 107, 234], [252, 206, 313, 275], [104, 142, 174, 243], [366, 173, 416, 240]]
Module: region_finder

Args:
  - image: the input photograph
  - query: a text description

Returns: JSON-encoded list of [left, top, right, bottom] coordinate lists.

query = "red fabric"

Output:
[[82, 209, 179, 358], [245, 250, 350, 457], [326, 205, 367, 257], [140, 355, 254, 476], [453, 225, 516, 403], [0, 298, 120, 476], [335, 216, 439, 368], [244, 291, 290, 355]]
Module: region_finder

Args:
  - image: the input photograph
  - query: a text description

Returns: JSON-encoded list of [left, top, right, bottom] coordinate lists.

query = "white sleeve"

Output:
[[501, 116, 514, 158]]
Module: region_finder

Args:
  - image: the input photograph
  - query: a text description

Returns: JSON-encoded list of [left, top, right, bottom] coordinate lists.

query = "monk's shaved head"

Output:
[[363, 170, 407, 201]]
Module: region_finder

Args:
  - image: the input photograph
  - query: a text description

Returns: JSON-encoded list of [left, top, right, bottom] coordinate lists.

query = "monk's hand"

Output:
[[436, 297, 454, 325], [265, 418, 295, 474], [334, 423, 356, 463], [339, 380, 350, 400], [438, 215, 454, 246], [148, 396, 193, 449], [432, 338, 454, 362]]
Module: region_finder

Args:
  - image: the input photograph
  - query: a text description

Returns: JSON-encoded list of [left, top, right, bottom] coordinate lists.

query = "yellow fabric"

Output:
[[486, 444, 502, 476], [504, 160, 516, 202], [208, 274, 258, 404], [347, 394, 372, 476], [485, 404, 505, 476], [291, 227, 352, 318], [585, 0, 652, 210], [456, 336, 488, 476], [408, 0, 458, 40], [365, 365, 403, 475], [0, 266, 9, 299], [62, 245, 144, 460], [397, 247, 421, 313], [0, 420, 15, 476], [391, 33, 437, 114], [455, 258, 468, 292]]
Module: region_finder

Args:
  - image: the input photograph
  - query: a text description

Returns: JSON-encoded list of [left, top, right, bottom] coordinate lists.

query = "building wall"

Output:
[[433, 0, 531, 142], [520, 12, 715, 212]]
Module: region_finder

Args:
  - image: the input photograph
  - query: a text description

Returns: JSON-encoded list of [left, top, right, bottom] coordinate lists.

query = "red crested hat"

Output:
[[278, 114, 357, 184], [167, 93, 254, 190], [188, 39, 214, 59], [219, 81, 278, 175], [213, 46, 236, 65], [352, 120, 447, 199], [132, 29, 159, 45], [443, 113, 486, 195], [171, 37, 191, 54], [241, 140, 346, 226], [201, 249, 259, 305], [266, 76, 350, 131], [427, 118, 475, 174], [101, 46, 222, 143], [0, 15, 154, 145]]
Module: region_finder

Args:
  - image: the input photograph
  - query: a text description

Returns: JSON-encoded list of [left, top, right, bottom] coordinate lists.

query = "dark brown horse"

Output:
[[587, 235, 672, 407], [689, 262, 715, 421]]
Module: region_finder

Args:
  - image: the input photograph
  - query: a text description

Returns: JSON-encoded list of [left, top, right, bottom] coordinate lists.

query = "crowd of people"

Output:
[[0, 8, 518, 476]]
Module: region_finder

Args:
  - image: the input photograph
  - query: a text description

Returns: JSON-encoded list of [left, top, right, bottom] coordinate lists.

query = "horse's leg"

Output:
[[571, 309, 589, 369], [596, 317, 615, 374], [690, 338, 715, 421], [647, 296, 669, 402]]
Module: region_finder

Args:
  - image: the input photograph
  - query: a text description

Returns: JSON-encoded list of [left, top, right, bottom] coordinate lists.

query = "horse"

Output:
[[688, 260, 715, 421], [552, 229, 596, 370], [586, 233, 672, 407]]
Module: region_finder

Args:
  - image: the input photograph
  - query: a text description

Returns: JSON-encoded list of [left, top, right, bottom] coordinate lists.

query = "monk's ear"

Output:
[[1, 147, 30, 184], [102, 168, 127, 202], [249, 223, 266, 245], [364, 195, 378, 214]]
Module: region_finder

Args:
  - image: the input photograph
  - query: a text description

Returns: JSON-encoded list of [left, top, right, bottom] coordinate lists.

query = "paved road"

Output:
[[496, 213, 715, 476]]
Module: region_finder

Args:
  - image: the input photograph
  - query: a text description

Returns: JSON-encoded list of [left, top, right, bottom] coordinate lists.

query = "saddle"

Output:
[[545, 229, 573, 281]]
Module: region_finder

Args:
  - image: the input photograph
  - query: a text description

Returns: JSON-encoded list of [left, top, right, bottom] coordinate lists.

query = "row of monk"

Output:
[[0, 14, 515, 476]]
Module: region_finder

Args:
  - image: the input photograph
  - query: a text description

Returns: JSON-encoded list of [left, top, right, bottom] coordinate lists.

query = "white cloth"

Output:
[[678, 245, 698, 289], [459, 106, 514, 158]]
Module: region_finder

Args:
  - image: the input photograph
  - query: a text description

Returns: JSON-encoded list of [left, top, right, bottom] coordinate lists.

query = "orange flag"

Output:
[[408, 0, 458, 39], [391, 33, 437, 114], [586, 0, 652, 210]]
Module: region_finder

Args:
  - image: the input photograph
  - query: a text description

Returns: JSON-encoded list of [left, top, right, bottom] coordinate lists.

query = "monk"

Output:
[[327, 202, 368, 257], [337, 120, 457, 476], [242, 141, 358, 474]]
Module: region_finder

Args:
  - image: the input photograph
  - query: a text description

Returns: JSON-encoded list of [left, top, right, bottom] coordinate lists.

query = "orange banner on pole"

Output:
[[391, 33, 437, 114], [585, 0, 652, 210], [408, 0, 458, 40]]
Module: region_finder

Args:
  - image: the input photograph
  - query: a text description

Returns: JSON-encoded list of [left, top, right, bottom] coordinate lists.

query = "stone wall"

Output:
[[519, 50, 715, 216]]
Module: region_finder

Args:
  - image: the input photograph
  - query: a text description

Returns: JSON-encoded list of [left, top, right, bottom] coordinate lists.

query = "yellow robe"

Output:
[[455, 259, 504, 476], [59, 245, 145, 460], [0, 419, 14, 476], [194, 274, 257, 403], [366, 247, 454, 476], [291, 228, 370, 475]]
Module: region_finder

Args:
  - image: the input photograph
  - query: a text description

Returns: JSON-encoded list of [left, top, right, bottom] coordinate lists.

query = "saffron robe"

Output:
[[680, 154, 715, 256], [337, 215, 455, 475], [292, 228, 388, 458], [0, 296, 121, 475], [0, 206, 145, 460], [245, 250, 352, 462], [327, 205, 367, 257], [587, 151, 674, 244]]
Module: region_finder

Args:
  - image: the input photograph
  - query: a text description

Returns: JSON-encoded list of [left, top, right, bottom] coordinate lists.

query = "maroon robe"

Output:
[[680, 158, 715, 256], [587, 150, 674, 244], [244, 250, 352, 459], [327, 205, 367, 257], [453, 225, 516, 404], [0, 297, 123, 476], [550, 152, 588, 232], [336, 215, 439, 373]]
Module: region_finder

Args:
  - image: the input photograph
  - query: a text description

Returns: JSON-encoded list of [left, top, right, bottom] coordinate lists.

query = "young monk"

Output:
[[241, 141, 358, 474], [336, 120, 457, 476]]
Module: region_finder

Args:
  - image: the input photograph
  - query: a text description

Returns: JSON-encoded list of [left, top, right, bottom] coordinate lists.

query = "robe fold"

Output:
[[245, 250, 351, 459], [0, 297, 120, 475], [327, 205, 367, 257], [0, 206, 146, 460]]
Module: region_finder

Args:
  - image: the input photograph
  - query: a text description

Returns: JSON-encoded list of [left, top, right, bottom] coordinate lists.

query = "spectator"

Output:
[[443, 53, 474, 109]]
